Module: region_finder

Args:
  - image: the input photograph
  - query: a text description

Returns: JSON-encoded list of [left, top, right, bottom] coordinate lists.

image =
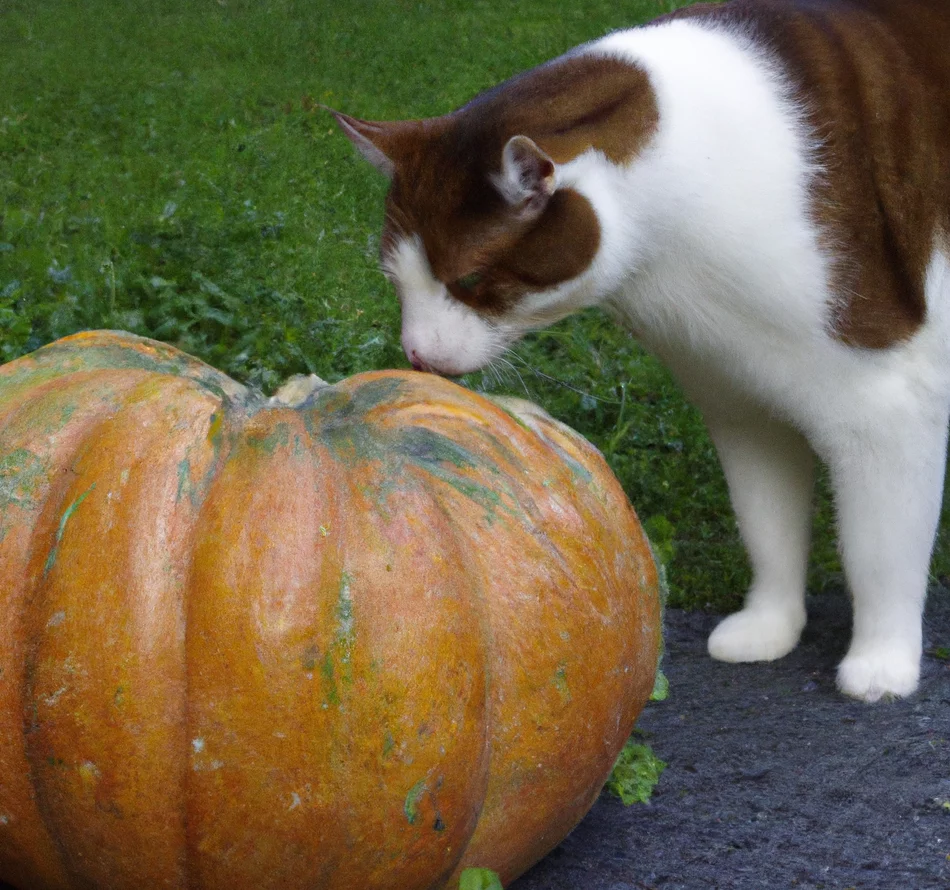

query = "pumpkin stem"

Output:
[[269, 374, 331, 407]]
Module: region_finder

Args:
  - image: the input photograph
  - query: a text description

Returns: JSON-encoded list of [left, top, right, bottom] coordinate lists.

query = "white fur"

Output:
[[386, 19, 950, 700], [385, 236, 509, 376]]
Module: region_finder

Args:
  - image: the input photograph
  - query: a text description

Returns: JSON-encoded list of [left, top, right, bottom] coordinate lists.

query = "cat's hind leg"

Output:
[[826, 409, 948, 701], [704, 413, 816, 663]]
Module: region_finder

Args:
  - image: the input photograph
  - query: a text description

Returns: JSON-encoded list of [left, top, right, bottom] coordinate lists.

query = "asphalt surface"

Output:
[[512, 586, 950, 890]]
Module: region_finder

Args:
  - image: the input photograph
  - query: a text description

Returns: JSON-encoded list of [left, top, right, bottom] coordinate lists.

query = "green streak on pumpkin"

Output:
[[199, 407, 235, 496], [337, 572, 354, 641], [44, 483, 96, 575], [397, 427, 482, 471], [305, 379, 407, 465], [176, 457, 194, 505], [32, 334, 255, 409], [334, 572, 355, 690], [207, 411, 223, 446], [308, 414, 381, 465], [308, 377, 405, 421], [177, 447, 217, 508], [391, 427, 524, 524], [42, 401, 78, 436], [553, 661, 572, 702], [557, 449, 594, 485], [382, 731, 395, 759], [423, 465, 506, 524], [0, 447, 46, 543], [494, 403, 534, 433], [321, 652, 339, 706], [320, 573, 356, 704], [41, 340, 191, 382], [404, 778, 427, 825], [310, 388, 350, 417], [348, 377, 406, 413], [310, 382, 520, 522], [0, 447, 46, 510]]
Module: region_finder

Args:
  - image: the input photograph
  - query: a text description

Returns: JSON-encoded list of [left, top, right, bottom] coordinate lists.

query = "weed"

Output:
[[605, 738, 667, 806], [459, 868, 504, 890]]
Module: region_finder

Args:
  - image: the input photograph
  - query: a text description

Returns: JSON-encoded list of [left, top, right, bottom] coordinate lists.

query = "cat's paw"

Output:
[[836, 649, 920, 702], [707, 606, 805, 663]]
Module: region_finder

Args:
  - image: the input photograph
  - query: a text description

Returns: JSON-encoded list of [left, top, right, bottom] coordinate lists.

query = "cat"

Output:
[[333, 0, 950, 702]]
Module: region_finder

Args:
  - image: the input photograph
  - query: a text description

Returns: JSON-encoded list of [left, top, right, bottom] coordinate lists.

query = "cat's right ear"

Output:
[[330, 111, 403, 179], [494, 135, 557, 220]]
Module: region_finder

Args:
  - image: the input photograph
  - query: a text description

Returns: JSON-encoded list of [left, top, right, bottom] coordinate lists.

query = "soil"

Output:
[[511, 585, 950, 890]]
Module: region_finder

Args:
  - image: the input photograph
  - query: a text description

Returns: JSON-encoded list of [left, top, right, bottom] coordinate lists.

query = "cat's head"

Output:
[[334, 52, 658, 375]]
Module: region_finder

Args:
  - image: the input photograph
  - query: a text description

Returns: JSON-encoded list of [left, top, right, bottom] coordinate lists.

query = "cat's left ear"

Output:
[[494, 135, 557, 220], [331, 111, 410, 178]]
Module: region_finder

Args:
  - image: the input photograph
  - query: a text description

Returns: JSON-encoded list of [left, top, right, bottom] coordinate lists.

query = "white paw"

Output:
[[836, 649, 920, 702], [707, 606, 805, 663]]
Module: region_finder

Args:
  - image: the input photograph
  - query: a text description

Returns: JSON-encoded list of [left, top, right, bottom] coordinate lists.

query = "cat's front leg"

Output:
[[703, 412, 816, 663], [826, 413, 948, 701]]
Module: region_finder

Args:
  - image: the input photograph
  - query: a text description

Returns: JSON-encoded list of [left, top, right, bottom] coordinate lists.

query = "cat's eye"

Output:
[[455, 272, 484, 291]]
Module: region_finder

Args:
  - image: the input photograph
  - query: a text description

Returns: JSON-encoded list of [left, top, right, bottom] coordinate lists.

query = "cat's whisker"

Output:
[[492, 355, 532, 397], [502, 349, 623, 405], [481, 360, 502, 389]]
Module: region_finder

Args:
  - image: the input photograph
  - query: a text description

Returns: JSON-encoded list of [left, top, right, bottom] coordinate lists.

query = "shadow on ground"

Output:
[[512, 586, 950, 890]]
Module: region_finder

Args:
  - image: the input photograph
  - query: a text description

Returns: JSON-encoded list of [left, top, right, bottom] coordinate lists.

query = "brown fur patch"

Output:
[[666, 0, 950, 348], [460, 53, 659, 166], [442, 189, 602, 313], [361, 55, 657, 311]]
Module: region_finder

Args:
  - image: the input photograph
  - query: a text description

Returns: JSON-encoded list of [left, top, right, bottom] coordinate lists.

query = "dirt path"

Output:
[[512, 586, 950, 890]]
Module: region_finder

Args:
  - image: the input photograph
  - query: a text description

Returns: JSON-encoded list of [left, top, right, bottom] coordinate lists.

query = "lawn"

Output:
[[2, 0, 948, 609]]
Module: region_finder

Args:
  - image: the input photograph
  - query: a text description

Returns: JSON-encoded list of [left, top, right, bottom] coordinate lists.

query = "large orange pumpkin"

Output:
[[0, 331, 659, 890]]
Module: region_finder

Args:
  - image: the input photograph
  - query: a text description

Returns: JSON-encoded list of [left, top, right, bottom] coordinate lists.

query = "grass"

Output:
[[3, 0, 949, 611], [458, 869, 503, 890], [604, 738, 668, 806]]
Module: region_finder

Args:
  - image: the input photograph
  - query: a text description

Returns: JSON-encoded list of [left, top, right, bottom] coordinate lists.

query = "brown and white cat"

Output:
[[334, 0, 950, 702]]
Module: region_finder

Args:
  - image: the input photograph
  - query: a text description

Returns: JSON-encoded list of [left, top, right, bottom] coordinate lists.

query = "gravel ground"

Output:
[[512, 586, 950, 890]]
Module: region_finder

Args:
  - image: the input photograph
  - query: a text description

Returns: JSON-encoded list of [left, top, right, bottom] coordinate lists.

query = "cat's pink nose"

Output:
[[408, 350, 431, 372]]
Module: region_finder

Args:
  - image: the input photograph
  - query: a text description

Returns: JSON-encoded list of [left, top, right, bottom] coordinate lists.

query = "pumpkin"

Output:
[[0, 331, 659, 890]]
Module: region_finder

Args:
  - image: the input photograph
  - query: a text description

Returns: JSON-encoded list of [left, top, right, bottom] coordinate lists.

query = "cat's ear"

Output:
[[331, 111, 407, 178], [494, 135, 557, 219]]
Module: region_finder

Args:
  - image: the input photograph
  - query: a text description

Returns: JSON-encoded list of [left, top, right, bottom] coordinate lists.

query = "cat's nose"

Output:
[[408, 350, 431, 372]]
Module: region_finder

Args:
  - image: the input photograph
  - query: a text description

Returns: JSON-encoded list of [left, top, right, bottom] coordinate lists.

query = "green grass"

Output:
[[458, 868, 504, 890], [604, 738, 667, 806], [3, 0, 949, 610]]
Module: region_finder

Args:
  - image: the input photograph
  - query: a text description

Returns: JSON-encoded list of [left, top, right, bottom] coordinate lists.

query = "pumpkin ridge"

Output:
[[181, 408, 346, 886], [12, 331, 258, 415], [388, 433, 564, 886], [382, 471, 495, 890], [17, 374, 230, 886], [344, 452, 490, 888], [2, 372, 209, 890]]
